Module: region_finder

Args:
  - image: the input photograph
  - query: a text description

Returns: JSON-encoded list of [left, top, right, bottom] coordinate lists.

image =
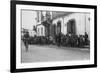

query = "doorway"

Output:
[[67, 19, 76, 34], [57, 20, 61, 34]]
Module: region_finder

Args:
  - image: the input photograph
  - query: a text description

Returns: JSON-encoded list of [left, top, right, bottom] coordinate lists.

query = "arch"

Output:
[[57, 20, 61, 34], [67, 19, 76, 34]]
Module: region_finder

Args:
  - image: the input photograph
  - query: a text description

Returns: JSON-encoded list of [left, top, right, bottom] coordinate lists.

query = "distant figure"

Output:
[[68, 32, 72, 47], [58, 33, 61, 47], [79, 35, 84, 47], [23, 31, 29, 52], [49, 36, 53, 44], [84, 32, 88, 45], [55, 34, 58, 45], [68, 32, 71, 37]]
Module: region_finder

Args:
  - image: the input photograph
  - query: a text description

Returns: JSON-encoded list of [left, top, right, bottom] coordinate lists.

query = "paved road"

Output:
[[21, 42, 90, 63]]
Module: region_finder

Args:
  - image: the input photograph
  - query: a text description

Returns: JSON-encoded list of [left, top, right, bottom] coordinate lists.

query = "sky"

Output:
[[21, 10, 69, 31], [22, 10, 37, 30]]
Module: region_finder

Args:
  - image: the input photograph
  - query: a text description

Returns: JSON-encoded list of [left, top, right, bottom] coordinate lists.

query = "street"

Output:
[[21, 42, 90, 63]]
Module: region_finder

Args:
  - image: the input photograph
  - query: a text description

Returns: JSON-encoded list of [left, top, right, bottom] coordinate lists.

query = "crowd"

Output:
[[22, 31, 89, 49], [54, 32, 89, 47]]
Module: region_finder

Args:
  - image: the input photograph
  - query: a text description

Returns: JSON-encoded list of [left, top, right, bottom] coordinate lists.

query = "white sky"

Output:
[[22, 10, 37, 30]]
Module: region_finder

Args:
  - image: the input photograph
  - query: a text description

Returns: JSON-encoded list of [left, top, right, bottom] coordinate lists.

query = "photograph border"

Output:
[[10, 0, 97, 72]]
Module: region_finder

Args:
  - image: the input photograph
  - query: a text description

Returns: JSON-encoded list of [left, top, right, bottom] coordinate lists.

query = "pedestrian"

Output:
[[84, 32, 88, 45], [23, 31, 29, 52], [78, 35, 81, 47], [58, 33, 61, 47], [55, 34, 58, 45], [79, 35, 83, 47], [68, 32, 72, 47]]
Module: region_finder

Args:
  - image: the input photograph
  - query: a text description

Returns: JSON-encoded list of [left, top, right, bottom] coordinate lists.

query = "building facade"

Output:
[[36, 11, 90, 40], [36, 11, 52, 37], [52, 12, 90, 40], [36, 24, 45, 36]]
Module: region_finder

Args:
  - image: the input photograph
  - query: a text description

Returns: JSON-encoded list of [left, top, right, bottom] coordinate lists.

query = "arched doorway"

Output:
[[67, 19, 76, 34], [57, 20, 61, 34]]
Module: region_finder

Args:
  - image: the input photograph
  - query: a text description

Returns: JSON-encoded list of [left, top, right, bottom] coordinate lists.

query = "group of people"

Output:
[[55, 32, 89, 47], [22, 31, 89, 52]]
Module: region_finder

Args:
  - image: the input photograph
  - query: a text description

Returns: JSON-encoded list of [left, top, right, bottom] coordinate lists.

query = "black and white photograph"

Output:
[[11, 1, 97, 72], [21, 10, 90, 63]]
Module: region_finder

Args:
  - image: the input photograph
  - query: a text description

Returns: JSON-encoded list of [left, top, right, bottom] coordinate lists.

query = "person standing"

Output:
[[58, 33, 61, 47], [84, 32, 88, 45], [23, 31, 29, 52], [68, 32, 72, 47]]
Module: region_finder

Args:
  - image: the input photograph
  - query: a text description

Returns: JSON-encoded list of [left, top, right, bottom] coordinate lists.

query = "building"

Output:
[[21, 28, 37, 38], [36, 11, 52, 37], [36, 24, 45, 36], [36, 11, 90, 40], [52, 12, 90, 40]]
